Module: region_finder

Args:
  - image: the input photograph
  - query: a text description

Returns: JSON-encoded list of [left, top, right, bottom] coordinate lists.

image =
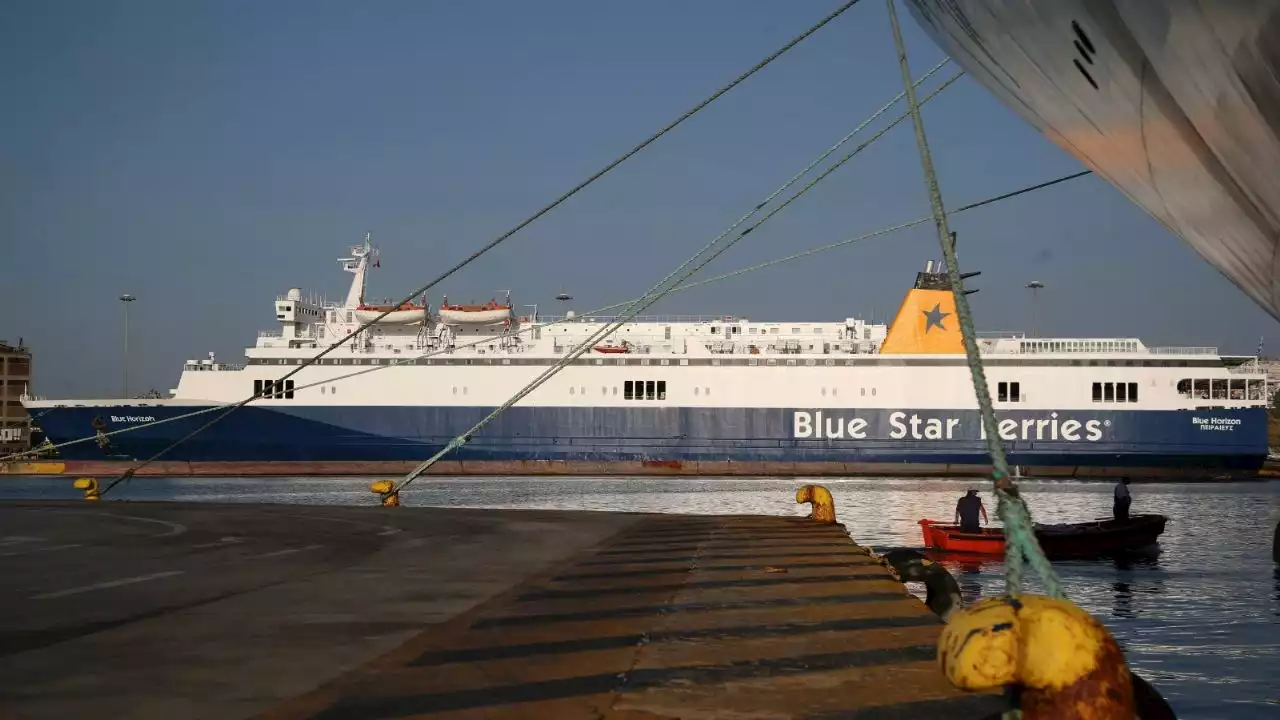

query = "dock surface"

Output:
[[0, 501, 1007, 719]]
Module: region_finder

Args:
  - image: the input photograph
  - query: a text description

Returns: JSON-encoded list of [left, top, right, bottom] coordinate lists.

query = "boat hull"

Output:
[[919, 515, 1167, 558], [23, 405, 1266, 475], [353, 309, 426, 324], [906, 0, 1280, 320], [919, 519, 1007, 554], [438, 308, 513, 325]]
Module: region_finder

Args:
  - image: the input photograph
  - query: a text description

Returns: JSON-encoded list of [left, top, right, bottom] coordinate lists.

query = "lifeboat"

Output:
[[353, 302, 428, 325], [918, 514, 1167, 559], [438, 297, 514, 325], [593, 341, 631, 354]]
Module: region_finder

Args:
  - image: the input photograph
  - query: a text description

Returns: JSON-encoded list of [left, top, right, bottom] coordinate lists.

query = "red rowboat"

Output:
[[918, 515, 1167, 559], [918, 519, 1006, 555]]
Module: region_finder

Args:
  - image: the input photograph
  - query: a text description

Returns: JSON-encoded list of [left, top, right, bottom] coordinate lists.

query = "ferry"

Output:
[[22, 236, 1269, 478]]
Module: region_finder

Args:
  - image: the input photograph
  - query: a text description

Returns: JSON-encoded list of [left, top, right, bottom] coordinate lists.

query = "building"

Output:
[[1, 340, 32, 455]]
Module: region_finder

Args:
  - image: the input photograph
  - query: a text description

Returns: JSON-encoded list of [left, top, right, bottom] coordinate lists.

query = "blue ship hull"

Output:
[[31, 405, 1268, 471]]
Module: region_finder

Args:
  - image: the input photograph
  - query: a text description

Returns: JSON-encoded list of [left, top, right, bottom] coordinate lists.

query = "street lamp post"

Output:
[[120, 294, 136, 397], [1025, 281, 1044, 337]]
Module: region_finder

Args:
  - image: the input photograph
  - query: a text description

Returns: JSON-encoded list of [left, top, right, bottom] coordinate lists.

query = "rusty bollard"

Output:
[[795, 484, 836, 524], [73, 477, 101, 502], [369, 480, 401, 507], [939, 595, 1136, 719]]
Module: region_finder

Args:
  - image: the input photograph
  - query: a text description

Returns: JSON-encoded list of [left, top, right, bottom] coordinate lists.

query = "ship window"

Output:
[[645, 380, 655, 400], [624, 380, 634, 400], [612, 386, 618, 396], [657, 381, 666, 400], [569, 386, 575, 396], [1092, 382, 1102, 402], [1115, 382, 1127, 402], [284, 380, 295, 399], [694, 387, 700, 396], [998, 382, 1008, 402], [1010, 382, 1021, 402], [1128, 382, 1138, 402], [771, 328, 779, 334], [1104, 383, 1114, 402]]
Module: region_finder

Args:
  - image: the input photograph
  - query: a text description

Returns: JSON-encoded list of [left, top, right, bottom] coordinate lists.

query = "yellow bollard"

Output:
[[795, 484, 836, 524], [73, 477, 100, 502], [369, 480, 400, 507], [938, 595, 1136, 719]]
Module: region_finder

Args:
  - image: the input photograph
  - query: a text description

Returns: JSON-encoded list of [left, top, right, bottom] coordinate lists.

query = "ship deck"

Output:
[[0, 501, 1007, 719]]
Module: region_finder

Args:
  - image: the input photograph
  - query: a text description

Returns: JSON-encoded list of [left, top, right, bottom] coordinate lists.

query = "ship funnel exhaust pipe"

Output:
[[925, 260, 934, 273]]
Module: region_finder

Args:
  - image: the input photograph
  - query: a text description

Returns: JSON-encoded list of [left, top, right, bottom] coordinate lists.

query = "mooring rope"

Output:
[[885, 0, 1062, 599], [387, 65, 960, 495]]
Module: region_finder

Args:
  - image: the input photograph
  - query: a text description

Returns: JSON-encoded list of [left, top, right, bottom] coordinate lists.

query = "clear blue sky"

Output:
[[3, 0, 1276, 398]]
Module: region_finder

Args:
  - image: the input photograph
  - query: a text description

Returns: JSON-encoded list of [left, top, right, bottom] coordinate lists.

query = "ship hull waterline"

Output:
[[9, 405, 1266, 479]]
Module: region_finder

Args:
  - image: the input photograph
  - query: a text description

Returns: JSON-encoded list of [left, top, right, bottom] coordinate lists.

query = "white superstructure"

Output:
[[155, 237, 1267, 415]]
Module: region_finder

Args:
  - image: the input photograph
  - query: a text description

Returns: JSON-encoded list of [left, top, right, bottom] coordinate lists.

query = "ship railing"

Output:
[[183, 362, 245, 371], [258, 330, 283, 338], [1149, 346, 1218, 355], [537, 314, 750, 324]]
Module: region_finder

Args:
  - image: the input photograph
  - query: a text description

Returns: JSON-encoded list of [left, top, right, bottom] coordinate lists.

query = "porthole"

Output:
[[695, 387, 700, 396], [570, 387, 576, 395], [452, 387, 457, 395]]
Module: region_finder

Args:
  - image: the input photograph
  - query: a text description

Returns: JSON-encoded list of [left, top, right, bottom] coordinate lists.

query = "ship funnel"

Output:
[[924, 260, 934, 273], [879, 263, 967, 355]]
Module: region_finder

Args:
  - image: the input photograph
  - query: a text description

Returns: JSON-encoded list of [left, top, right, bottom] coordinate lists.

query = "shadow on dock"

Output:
[[0, 502, 1007, 719]]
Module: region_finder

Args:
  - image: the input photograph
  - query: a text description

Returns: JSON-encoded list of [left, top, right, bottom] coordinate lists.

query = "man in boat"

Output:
[[1114, 477, 1132, 522], [954, 488, 988, 533]]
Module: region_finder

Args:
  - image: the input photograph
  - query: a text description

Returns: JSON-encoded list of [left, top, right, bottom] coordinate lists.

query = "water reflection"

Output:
[[0, 476, 1276, 718]]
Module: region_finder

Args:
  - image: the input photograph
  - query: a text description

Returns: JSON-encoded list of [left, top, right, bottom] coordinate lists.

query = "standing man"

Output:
[[954, 488, 988, 533], [1113, 477, 1132, 522]]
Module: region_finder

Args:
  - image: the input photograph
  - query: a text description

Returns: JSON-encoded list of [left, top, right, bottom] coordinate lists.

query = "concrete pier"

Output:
[[0, 501, 1008, 719]]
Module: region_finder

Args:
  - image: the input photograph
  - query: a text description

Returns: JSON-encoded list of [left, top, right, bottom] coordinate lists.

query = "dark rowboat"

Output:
[[918, 514, 1167, 559], [1036, 515, 1168, 559]]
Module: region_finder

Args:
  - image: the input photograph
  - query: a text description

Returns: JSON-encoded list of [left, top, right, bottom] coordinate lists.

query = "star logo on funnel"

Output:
[[923, 303, 951, 333]]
